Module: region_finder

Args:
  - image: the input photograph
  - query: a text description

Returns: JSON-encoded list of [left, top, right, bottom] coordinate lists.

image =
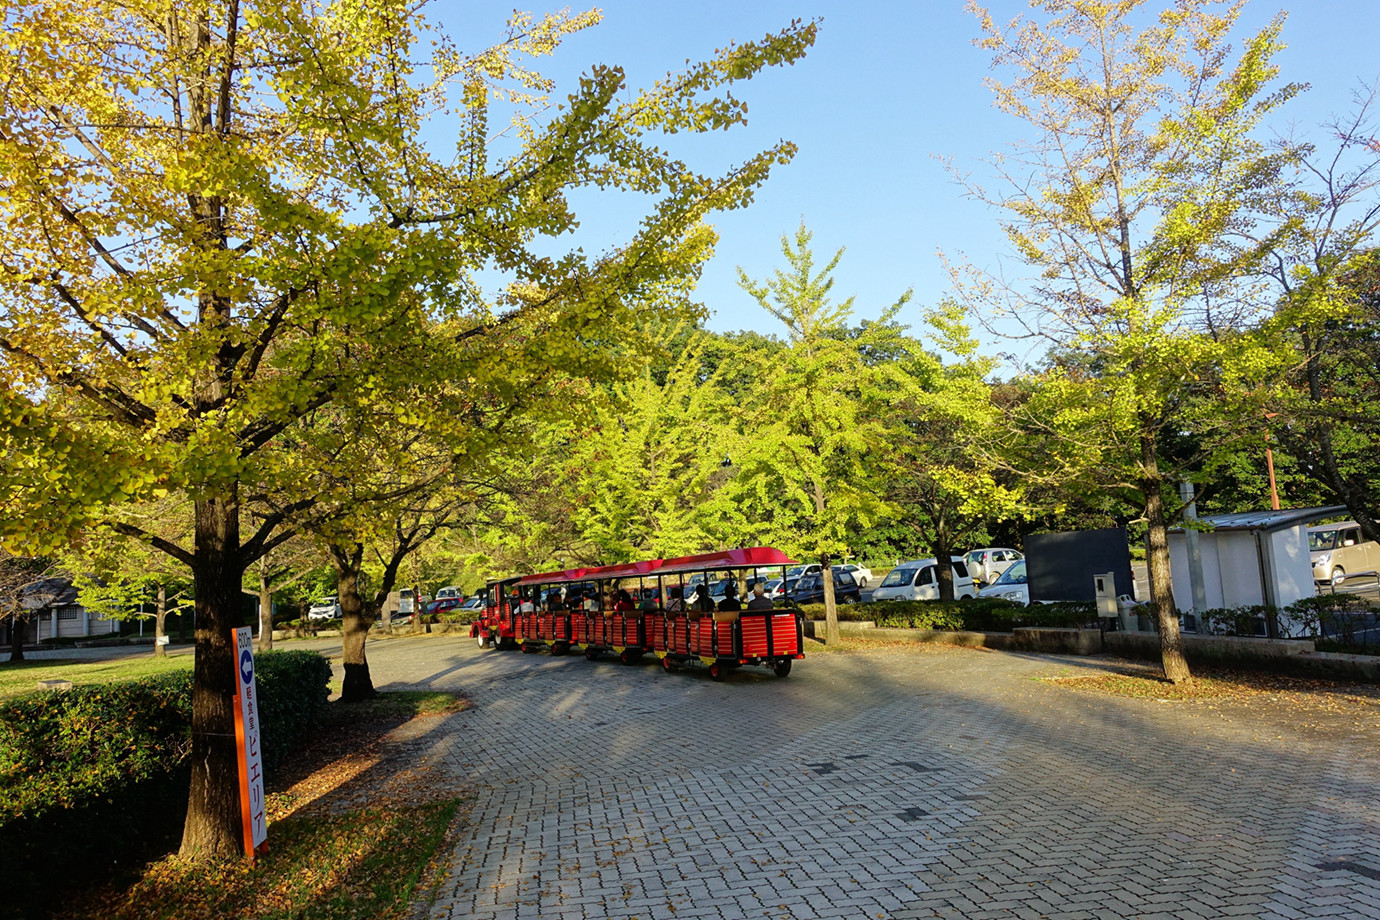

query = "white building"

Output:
[[1168, 505, 1339, 633]]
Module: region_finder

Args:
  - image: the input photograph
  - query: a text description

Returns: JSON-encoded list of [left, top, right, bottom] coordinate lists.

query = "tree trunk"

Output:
[[153, 583, 167, 659], [257, 564, 273, 652], [8, 613, 24, 662], [932, 531, 956, 601], [820, 551, 840, 645], [1141, 433, 1191, 683], [336, 546, 375, 702], [179, 492, 245, 860]]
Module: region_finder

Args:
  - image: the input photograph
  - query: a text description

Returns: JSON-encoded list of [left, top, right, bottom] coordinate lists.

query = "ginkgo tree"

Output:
[[557, 325, 736, 562], [882, 302, 1028, 599], [722, 223, 912, 643], [959, 0, 1298, 682], [0, 0, 816, 860]]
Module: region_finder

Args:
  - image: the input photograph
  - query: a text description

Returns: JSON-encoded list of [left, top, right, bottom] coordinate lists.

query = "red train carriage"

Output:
[[470, 547, 806, 680], [472, 576, 521, 649], [649, 547, 805, 680]]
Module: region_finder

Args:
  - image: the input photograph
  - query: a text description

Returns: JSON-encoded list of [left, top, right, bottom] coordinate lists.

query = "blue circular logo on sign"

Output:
[[239, 649, 253, 685]]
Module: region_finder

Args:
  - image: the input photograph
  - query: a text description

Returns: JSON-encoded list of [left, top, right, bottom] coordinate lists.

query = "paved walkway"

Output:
[[346, 636, 1380, 920]]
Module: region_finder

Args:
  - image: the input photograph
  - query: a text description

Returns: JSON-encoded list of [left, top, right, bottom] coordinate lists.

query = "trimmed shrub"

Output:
[[0, 649, 331, 919], [797, 597, 1076, 631], [1199, 605, 1276, 637], [253, 650, 333, 772], [1284, 594, 1378, 648]]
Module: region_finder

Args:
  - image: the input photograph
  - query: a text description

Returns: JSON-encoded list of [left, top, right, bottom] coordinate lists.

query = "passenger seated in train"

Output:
[[664, 585, 684, 614], [614, 589, 635, 612], [746, 582, 774, 610], [638, 588, 658, 612], [692, 583, 714, 614], [583, 589, 600, 613], [714, 582, 741, 622]]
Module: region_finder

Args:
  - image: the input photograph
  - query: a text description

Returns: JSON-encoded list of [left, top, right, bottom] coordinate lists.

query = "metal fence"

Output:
[[1318, 571, 1380, 649]]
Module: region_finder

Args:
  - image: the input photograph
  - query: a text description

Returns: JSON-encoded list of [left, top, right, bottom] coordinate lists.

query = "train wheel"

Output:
[[709, 662, 725, 682], [661, 655, 674, 672], [476, 631, 489, 649], [619, 649, 636, 665], [552, 642, 569, 656], [585, 648, 598, 661], [773, 658, 792, 678]]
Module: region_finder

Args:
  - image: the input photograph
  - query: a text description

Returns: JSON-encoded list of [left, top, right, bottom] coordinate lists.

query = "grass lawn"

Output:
[[0, 654, 193, 698]]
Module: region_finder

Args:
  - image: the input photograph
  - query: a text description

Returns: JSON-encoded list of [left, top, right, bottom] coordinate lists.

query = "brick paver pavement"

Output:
[[346, 636, 1380, 920]]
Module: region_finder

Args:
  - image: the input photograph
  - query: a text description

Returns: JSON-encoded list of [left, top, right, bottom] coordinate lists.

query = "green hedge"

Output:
[[0, 649, 331, 919], [799, 597, 1095, 631]]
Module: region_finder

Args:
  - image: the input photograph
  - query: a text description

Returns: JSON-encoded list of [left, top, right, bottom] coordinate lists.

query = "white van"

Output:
[[870, 557, 977, 601]]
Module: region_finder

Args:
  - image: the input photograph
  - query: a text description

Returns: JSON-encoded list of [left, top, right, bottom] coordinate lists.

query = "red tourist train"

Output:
[[468, 547, 805, 680]]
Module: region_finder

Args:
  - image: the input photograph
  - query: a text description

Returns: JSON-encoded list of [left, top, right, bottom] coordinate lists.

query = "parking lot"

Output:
[[323, 635, 1380, 920]]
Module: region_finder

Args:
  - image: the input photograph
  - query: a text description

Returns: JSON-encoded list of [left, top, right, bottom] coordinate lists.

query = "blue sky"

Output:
[[437, 1, 1380, 346]]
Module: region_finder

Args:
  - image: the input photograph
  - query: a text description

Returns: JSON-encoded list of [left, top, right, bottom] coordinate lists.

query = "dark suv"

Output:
[[788, 569, 861, 605]]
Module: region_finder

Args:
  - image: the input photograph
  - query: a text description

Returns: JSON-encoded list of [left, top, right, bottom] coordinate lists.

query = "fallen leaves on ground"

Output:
[[55, 689, 474, 920], [803, 636, 964, 655], [1040, 660, 1380, 703]]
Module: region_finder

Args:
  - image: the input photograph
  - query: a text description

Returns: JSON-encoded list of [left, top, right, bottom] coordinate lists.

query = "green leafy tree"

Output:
[[558, 328, 733, 561], [0, 0, 815, 859], [67, 521, 196, 658], [1242, 92, 1380, 539], [960, 0, 1298, 681], [725, 222, 911, 642], [883, 302, 1027, 599]]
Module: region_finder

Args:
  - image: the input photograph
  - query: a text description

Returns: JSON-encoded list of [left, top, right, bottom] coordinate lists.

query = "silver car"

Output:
[[977, 560, 1029, 605], [965, 547, 1023, 586]]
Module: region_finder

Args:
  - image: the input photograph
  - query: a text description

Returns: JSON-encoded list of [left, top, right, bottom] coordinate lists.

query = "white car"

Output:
[[870, 558, 977, 601], [978, 560, 1029, 605], [834, 563, 873, 588], [978, 560, 1138, 616], [435, 585, 464, 600], [460, 596, 486, 611], [307, 596, 342, 620], [964, 548, 1024, 586]]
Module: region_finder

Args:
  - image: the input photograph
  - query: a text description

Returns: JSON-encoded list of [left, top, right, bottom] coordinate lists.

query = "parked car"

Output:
[[834, 563, 873, 588], [784, 563, 822, 581], [1309, 521, 1379, 586], [977, 559, 1137, 616], [870, 557, 977, 601], [434, 585, 463, 600], [460, 596, 486, 611], [424, 597, 464, 616], [760, 578, 792, 601], [977, 559, 1029, 605], [964, 548, 1023, 586], [788, 569, 862, 605], [307, 596, 342, 620]]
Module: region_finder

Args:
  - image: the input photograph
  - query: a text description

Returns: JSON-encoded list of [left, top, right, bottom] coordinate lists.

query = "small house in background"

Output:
[[1, 576, 121, 646], [1167, 505, 1339, 633]]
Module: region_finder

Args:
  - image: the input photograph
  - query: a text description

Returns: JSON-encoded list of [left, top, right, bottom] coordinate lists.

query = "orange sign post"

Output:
[[232, 626, 268, 859]]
